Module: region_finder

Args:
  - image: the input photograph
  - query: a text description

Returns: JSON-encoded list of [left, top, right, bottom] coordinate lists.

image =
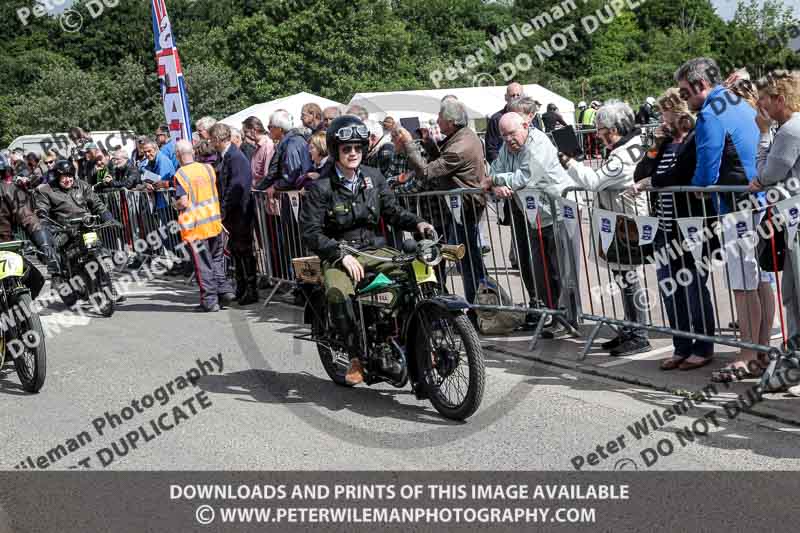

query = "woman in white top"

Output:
[[559, 100, 652, 357]]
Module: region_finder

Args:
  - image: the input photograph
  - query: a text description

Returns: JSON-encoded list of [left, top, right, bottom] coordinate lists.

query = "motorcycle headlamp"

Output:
[[417, 240, 442, 267]]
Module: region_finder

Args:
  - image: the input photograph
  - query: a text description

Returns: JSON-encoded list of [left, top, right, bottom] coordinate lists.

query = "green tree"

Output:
[[587, 12, 645, 76]]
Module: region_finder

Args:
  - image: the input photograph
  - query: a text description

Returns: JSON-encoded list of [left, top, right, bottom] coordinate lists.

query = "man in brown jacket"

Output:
[[395, 99, 488, 303]]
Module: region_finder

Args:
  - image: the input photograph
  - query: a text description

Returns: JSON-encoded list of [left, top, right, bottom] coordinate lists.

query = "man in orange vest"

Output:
[[174, 140, 234, 312]]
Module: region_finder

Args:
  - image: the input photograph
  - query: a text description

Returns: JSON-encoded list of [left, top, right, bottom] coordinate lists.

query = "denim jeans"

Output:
[[654, 238, 715, 358], [438, 216, 486, 304]]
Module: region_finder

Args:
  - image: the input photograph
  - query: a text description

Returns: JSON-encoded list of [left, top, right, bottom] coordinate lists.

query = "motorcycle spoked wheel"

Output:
[[91, 259, 115, 317], [312, 305, 354, 388], [415, 307, 485, 421], [10, 293, 47, 393], [56, 276, 80, 309]]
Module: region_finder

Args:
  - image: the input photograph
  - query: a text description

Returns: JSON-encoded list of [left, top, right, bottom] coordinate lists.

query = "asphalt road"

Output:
[[2, 276, 800, 472]]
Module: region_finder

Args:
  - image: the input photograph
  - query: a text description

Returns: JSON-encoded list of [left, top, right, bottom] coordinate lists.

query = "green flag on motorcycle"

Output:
[[361, 272, 393, 293]]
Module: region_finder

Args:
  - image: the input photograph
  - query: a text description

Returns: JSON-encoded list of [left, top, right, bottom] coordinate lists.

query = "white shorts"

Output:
[[722, 210, 775, 291]]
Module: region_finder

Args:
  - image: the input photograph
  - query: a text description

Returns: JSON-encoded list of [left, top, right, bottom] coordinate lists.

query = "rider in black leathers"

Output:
[[299, 116, 433, 384]]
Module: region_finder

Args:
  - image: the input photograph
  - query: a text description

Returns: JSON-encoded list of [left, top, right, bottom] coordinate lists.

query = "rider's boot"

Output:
[[345, 358, 364, 385], [330, 300, 363, 385]]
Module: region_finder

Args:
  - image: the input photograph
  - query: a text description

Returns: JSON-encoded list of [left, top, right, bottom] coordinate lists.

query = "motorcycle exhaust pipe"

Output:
[[441, 244, 465, 261]]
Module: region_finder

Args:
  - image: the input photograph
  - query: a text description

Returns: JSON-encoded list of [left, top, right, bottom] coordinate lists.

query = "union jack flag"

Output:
[[151, 0, 193, 143]]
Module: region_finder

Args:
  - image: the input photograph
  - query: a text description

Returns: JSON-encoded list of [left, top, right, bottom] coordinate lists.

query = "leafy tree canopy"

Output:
[[1, 0, 797, 145]]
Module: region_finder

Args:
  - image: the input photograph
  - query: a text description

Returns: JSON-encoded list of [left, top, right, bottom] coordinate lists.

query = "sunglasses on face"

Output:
[[340, 145, 362, 154], [335, 125, 369, 142]]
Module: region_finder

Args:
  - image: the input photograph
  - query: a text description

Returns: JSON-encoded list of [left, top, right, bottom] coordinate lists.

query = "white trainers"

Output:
[[787, 385, 800, 397]]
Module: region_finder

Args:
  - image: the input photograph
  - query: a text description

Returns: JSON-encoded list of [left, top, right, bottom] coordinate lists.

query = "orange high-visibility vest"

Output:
[[174, 162, 223, 242]]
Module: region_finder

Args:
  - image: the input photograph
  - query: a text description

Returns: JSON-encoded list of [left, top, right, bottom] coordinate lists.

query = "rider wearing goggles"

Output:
[[299, 116, 434, 384]]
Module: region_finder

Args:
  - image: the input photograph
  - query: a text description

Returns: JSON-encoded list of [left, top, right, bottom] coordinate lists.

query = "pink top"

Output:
[[250, 135, 275, 187]]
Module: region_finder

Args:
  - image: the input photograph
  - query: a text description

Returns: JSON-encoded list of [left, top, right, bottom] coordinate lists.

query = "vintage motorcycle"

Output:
[[0, 240, 46, 393], [297, 234, 485, 421], [45, 214, 118, 317]]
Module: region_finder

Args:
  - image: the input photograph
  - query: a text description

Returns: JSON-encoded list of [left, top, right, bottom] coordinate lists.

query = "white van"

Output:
[[6, 130, 138, 159]]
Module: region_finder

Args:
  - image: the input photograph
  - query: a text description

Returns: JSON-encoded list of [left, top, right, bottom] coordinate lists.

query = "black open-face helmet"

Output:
[[547, 103, 557, 112], [326, 115, 370, 159], [53, 159, 75, 178]]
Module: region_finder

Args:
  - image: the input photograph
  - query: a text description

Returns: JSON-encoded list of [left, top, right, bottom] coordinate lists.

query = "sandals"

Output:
[[660, 357, 686, 371], [710, 363, 765, 383]]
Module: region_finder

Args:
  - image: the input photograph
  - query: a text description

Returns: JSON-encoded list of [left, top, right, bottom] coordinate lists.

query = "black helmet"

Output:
[[547, 103, 557, 112], [53, 160, 74, 178], [326, 115, 370, 158]]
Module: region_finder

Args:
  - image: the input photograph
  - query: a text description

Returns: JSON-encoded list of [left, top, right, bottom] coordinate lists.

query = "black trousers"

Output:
[[510, 202, 560, 309]]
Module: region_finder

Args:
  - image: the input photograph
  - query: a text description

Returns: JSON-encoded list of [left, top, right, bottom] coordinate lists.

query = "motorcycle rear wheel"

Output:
[[415, 308, 485, 420], [312, 305, 354, 387], [12, 293, 47, 393]]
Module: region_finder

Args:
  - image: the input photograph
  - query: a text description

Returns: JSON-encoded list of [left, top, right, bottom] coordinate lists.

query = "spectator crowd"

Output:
[[1, 56, 798, 388]]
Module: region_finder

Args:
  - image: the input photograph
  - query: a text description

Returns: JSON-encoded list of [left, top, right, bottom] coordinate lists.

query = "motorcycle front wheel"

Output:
[[415, 307, 485, 420], [11, 293, 47, 393], [90, 259, 115, 317]]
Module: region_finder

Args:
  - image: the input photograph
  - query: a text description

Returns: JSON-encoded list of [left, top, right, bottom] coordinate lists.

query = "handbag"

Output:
[[599, 215, 656, 266], [757, 207, 786, 272]]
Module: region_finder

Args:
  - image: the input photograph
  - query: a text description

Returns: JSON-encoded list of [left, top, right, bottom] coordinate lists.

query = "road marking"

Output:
[[481, 335, 534, 342], [40, 314, 92, 327], [757, 422, 800, 433], [596, 345, 675, 367], [122, 290, 182, 296]]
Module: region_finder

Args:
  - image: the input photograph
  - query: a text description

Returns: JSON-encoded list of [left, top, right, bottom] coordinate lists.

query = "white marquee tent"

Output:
[[221, 91, 343, 129], [348, 84, 575, 131]]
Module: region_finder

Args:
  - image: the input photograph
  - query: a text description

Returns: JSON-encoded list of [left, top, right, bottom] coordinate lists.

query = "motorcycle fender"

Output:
[[402, 296, 469, 346]]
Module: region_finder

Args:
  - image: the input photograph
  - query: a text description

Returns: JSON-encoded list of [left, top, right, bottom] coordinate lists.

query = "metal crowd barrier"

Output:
[[91, 176, 799, 392], [557, 184, 798, 391], [252, 189, 309, 304], [95, 188, 183, 266], [250, 185, 579, 348]]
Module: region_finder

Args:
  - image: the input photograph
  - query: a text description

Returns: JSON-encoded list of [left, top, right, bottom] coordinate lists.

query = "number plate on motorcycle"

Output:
[[360, 291, 395, 306], [0, 251, 24, 280], [82, 232, 99, 246]]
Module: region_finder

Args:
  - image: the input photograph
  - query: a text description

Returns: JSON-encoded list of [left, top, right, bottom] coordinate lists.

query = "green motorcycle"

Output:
[[298, 234, 485, 421], [0, 240, 46, 393]]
